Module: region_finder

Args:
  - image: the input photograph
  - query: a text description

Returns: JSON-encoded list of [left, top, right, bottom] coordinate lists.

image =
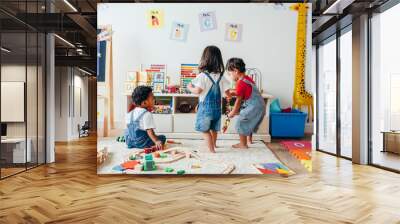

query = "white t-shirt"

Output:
[[191, 72, 231, 102], [125, 107, 156, 130]]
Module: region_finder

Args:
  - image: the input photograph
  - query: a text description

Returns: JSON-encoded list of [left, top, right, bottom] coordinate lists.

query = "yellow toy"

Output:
[[290, 3, 313, 122]]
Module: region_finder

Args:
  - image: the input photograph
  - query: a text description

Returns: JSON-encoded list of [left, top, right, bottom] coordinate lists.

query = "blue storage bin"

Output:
[[270, 112, 307, 138]]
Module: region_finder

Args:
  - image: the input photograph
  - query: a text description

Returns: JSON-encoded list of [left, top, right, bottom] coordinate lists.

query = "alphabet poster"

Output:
[[170, 22, 189, 42], [199, 11, 217, 32], [225, 23, 242, 42], [147, 9, 164, 28]]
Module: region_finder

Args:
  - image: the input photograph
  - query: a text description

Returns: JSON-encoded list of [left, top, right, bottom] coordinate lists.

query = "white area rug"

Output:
[[97, 138, 283, 174]]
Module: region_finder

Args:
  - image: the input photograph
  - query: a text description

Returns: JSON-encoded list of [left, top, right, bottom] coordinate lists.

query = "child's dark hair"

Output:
[[226, 58, 246, 73], [199, 45, 225, 75], [132, 86, 153, 106]]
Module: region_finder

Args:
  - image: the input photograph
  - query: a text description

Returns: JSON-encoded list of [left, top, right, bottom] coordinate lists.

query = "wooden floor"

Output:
[[1, 136, 400, 224]]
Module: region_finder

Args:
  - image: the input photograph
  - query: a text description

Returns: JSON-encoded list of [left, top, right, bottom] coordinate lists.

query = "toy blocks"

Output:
[[177, 170, 185, 175], [164, 167, 174, 173], [143, 154, 156, 171]]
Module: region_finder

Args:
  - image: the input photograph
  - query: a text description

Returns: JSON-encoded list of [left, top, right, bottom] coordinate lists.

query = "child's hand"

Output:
[[155, 140, 163, 150], [228, 111, 236, 118]]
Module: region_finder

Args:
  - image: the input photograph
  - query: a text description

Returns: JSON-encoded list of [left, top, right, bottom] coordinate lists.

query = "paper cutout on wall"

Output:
[[170, 22, 189, 42], [225, 23, 242, 42], [147, 9, 164, 28], [199, 11, 217, 32]]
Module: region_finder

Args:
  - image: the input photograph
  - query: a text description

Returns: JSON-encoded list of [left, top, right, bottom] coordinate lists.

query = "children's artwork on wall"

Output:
[[225, 23, 242, 42], [199, 11, 217, 32], [170, 22, 189, 42], [147, 9, 164, 28]]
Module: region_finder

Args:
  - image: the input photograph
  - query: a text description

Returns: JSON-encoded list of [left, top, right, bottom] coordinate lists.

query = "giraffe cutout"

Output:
[[290, 3, 313, 122]]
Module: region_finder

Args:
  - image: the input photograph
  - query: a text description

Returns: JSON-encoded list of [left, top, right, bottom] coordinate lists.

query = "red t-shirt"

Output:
[[236, 75, 255, 100]]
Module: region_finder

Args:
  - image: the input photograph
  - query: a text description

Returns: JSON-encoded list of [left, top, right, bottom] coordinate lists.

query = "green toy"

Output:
[[159, 153, 167, 158], [116, 135, 125, 143], [164, 167, 174, 173], [177, 170, 185, 175], [145, 154, 153, 160], [129, 155, 136, 160], [143, 154, 156, 171]]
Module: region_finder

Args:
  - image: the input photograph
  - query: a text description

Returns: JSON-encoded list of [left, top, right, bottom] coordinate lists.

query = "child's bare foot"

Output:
[[232, 143, 248, 149], [247, 137, 253, 144], [209, 148, 216, 153]]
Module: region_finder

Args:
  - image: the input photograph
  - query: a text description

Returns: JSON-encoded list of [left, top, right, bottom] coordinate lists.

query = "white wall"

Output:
[[55, 67, 89, 141], [98, 3, 313, 128]]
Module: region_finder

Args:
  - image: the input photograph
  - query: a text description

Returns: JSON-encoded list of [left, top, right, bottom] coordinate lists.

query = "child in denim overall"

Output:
[[226, 58, 266, 149], [125, 86, 166, 149], [188, 46, 230, 153]]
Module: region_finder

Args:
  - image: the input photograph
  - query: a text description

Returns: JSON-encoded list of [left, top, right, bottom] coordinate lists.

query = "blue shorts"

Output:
[[195, 115, 221, 132]]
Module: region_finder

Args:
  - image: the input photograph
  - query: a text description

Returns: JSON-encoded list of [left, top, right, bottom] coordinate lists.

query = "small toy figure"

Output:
[[222, 115, 230, 133]]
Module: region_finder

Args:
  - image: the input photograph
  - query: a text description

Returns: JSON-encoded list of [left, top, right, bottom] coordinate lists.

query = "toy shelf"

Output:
[[128, 93, 274, 142]]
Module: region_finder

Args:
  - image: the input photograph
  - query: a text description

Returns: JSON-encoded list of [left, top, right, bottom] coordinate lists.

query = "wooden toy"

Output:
[[191, 164, 201, 169], [166, 140, 182, 144], [97, 147, 109, 165], [164, 167, 174, 172], [134, 164, 143, 171], [177, 170, 185, 175]]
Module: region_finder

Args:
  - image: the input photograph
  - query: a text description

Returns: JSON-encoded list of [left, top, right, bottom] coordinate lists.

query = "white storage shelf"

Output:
[[150, 93, 273, 142]]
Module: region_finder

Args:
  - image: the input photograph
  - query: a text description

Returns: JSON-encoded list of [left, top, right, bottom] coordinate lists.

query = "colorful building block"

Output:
[[159, 153, 167, 158], [177, 170, 185, 175], [164, 167, 174, 172], [145, 154, 153, 160], [129, 155, 136, 160]]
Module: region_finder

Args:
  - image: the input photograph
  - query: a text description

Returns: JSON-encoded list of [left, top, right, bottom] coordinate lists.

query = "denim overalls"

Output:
[[195, 72, 223, 132], [125, 109, 166, 149], [236, 78, 266, 136]]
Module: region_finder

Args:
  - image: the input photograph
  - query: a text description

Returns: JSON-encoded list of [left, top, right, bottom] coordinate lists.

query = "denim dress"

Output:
[[125, 110, 166, 149], [236, 78, 266, 136], [195, 72, 223, 132]]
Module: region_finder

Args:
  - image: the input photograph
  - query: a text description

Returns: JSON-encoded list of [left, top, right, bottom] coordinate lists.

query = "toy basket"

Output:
[[270, 112, 307, 138]]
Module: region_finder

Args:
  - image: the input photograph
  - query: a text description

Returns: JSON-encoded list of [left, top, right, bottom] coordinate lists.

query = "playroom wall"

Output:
[[98, 3, 313, 129]]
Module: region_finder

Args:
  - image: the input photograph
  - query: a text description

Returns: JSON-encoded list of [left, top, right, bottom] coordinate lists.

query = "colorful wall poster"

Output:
[[147, 9, 164, 28], [198, 11, 217, 32], [180, 64, 199, 90], [225, 23, 243, 42], [170, 22, 189, 42]]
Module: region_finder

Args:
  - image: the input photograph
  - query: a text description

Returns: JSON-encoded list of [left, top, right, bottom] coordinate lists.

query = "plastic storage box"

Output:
[[270, 112, 307, 138]]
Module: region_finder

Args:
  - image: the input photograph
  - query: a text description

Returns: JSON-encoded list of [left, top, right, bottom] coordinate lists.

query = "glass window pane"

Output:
[[1, 31, 27, 177], [27, 31, 38, 169], [371, 3, 400, 171], [318, 37, 337, 154], [340, 29, 352, 158]]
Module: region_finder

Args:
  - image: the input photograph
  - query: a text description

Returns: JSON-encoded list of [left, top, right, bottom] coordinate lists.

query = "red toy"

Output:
[[167, 85, 179, 93], [143, 145, 162, 154]]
